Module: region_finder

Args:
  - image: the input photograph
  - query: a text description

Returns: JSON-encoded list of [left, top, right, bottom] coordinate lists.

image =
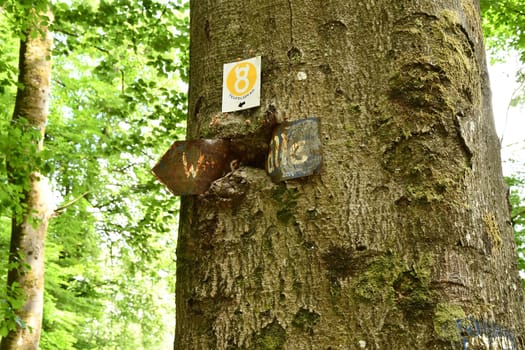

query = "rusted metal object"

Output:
[[152, 139, 230, 195], [266, 117, 322, 182]]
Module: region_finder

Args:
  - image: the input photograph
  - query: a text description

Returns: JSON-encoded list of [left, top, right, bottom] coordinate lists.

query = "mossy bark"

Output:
[[175, 1, 525, 349], [1, 11, 53, 350]]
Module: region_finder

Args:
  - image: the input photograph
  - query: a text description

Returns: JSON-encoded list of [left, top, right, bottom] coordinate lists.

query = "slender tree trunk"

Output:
[[1, 10, 53, 350], [175, 1, 525, 349]]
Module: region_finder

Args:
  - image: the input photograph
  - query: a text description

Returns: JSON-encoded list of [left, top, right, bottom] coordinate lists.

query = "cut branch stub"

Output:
[[266, 117, 322, 182], [152, 139, 230, 195]]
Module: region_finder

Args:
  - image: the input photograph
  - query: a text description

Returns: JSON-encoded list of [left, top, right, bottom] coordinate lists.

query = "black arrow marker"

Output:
[[238, 101, 246, 108]]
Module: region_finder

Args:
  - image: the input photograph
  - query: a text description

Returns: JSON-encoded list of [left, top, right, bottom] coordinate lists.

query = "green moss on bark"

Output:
[[252, 320, 286, 350], [352, 254, 403, 303], [292, 308, 320, 332], [433, 303, 465, 341], [483, 212, 502, 251], [393, 255, 436, 319], [272, 185, 298, 224]]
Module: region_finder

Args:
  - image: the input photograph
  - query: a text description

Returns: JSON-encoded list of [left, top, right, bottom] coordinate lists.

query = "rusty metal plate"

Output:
[[266, 117, 322, 182], [152, 139, 230, 195]]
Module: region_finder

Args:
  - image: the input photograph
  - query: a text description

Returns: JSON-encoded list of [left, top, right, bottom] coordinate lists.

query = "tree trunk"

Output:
[[1, 10, 53, 350], [175, 1, 525, 349]]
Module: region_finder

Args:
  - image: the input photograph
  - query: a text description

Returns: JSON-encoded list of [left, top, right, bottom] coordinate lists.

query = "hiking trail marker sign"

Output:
[[222, 56, 261, 112], [267, 117, 322, 182], [152, 139, 229, 195]]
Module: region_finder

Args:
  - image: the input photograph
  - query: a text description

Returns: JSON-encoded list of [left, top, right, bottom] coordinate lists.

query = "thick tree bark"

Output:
[[175, 1, 525, 349], [1, 11, 53, 350]]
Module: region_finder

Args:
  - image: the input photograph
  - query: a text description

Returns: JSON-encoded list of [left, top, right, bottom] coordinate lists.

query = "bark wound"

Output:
[[287, 46, 302, 64], [287, 0, 294, 44], [321, 245, 353, 280], [204, 19, 211, 41], [193, 95, 203, 119], [208, 170, 249, 209], [200, 105, 278, 170], [393, 269, 435, 320]]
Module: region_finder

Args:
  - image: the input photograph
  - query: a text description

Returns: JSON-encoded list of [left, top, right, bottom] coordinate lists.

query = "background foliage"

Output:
[[1, 0, 188, 348], [481, 0, 525, 106]]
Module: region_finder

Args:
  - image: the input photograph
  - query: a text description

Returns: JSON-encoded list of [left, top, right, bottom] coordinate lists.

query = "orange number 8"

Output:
[[226, 62, 257, 97]]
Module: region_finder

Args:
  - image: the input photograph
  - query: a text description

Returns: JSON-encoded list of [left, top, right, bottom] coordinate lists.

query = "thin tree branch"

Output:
[[509, 7, 525, 17], [53, 28, 79, 37], [94, 45, 109, 54], [52, 191, 90, 216], [54, 28, 111, 55], [52, 78, 66, 88], [120, 69, 125, 93]]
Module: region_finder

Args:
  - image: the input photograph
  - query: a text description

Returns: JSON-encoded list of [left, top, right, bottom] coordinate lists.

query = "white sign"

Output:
[[221, 56, 261, 113]]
